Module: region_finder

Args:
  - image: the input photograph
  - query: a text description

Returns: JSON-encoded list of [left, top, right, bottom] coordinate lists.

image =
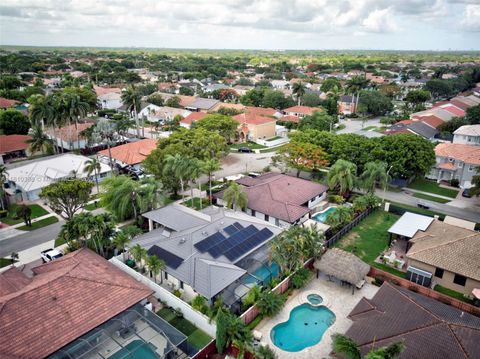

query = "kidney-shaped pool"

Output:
[[270, 303, 336, 352]]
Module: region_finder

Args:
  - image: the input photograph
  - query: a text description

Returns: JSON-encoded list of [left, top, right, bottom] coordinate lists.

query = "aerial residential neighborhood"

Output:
[[1, 1, 480, 359]]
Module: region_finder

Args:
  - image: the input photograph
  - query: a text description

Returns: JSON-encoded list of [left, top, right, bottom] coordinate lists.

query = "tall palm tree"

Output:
[[223, 182, 247, 212], [130, 244, 148, 270], [292, 82, 307, 106], [62, 93, 88, 150], [26, 126, 54, 155], [332, 334, 405, 359], [189, 158, 204, 209], [0, 165, 7, 211], [202, 158, 222, 205], [121, 85, 142, 138], [346, 76, 370, 113], [28, 94, 53, 130], [328, 159, 357, 198], [145, 255, 166, 284], [112, 231, 131, 262], [163, 154, 191, 201], [325, 205, 354, 231], [359, 161, 390, 193], [83, 157, 102, 193], [94, 119, 117, 172]]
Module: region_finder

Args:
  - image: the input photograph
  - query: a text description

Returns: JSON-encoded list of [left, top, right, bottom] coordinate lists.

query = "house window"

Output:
[[251, 210, 256, 217], [434, 268, 444, 279], [453, 274, 466, 286], [180, 281, 184, 289], [164, 272, 168, 280], [275, 218, 280, 226], [265, 214, 269, 222], [469, 166, 475, 172]]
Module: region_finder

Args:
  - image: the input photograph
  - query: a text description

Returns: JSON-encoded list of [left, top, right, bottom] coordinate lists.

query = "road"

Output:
[[337, 117, 381, 134], [217, 152, 276, 178], [0, 220, 64, 258]]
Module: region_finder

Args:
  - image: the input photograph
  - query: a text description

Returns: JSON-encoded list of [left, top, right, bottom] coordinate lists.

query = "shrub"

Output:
[[192, 295, 209, 315], [328, 194, 345, 204], [257, 291, 286, 317], [449, 178, 459, 188], [373, 277, 384, 286], [173, 289, 182, 298], [409, 285, 419, 293], [291, 268, 311, 289], [242, 285, 262, 310], [0, 210, 7, 218]]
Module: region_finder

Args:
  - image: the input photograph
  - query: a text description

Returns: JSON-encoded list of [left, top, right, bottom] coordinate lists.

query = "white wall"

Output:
[[109, 256, 216, 337]]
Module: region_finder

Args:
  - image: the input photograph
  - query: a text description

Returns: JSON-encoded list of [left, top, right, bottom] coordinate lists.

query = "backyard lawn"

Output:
[[156, 307, 212, 351], [334, 210, 400, 264], [407, 178, 459, 198], [18, 216, 59, 231], [2, 204, 49, 225], [413, 192, 451, 204], [182, 198, 209, 211], [434, 285, 474, 305], [83, 202, 101, 211]]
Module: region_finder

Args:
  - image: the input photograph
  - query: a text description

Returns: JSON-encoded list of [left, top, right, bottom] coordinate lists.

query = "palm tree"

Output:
[[113, 231, 131, 261], [130, 244, 148, 269], [62, 93, 88, 150], [145, 255, 166, 284], [257, 291, 285, 317], [28, 94, 53, 130], [189, 158, 205, 209], [121, 85, 142, 137], [93, 119, 118, 172], [83, 157, 102, 193], [328, 159, 357, 198], [359, 162, 390, 193], [163, 154, 191, 202], [0, 164, 7, 211], [223, 182, 247, 211], [292, 82, 307, 106], [10, 252, 19, 267], [325, 205, 354, 231], [255, 345, 277, 359], [202, 158, 222, 205], [26, 126, 54, 155], [346, 76, 370, 113], [332, 334, 405, 359]]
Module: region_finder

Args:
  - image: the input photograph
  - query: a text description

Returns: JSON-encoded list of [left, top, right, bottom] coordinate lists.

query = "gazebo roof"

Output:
[[314, 248, 370, 286]]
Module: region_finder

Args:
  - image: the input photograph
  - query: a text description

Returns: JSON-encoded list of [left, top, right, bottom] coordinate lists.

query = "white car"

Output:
[[40, 248, 63, 263]]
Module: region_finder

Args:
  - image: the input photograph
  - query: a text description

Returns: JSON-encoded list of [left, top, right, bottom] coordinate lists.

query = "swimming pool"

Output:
[[271, 304, 336, 352], [243, 262, 280, 285], [109, 340, 159, 359], [312, 207, 336, 223]]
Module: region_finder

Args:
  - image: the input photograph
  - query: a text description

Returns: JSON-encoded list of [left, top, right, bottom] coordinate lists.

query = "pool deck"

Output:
[[255, 274, 379, 359]]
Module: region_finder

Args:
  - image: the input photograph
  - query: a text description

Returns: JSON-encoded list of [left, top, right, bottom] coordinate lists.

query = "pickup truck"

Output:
[[41, 248, 63, 263]]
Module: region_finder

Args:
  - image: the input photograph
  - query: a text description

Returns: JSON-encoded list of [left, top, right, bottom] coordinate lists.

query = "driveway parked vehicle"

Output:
[[237, 147, 253, 153], [462, 189, 472, 198], [41, 248, 63, 263]]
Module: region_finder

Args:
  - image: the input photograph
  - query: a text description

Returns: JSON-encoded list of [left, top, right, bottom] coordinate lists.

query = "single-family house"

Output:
[[365, 73, 385, 84], [270, 80, 290, 90], [453, 125, 480, 146], [185, 98, 220, 112], [95, 86, 123, 110], [5, 153, 111, 202], [410, 107, 455, 122], [0, 97, 19, 110], [232, 85, 254, 96], [0, 134, 32, 164], [337, 95, 359, 114], [473, 86, 480, 97], [46, 122, 94, 151], [0, 248, 188, 359], [427, 142, 480, 188], [98, 138, 157, 169], [232, 108, 277, 142], [215, 172, 328, 227], [283, 105, 319, 118], [346, 282, 480, 359], [138, 104, 191, 123], [132, 204, 282, 309], [180, 112, 208, 129]]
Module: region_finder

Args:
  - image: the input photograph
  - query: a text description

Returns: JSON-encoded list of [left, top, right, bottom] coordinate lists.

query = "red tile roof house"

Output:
[[0, 134, 32, 164], [426, 143, 480, 189], [0, 248, 189, 359], [98, 138, 157, 170], [46, 122, 94, 151], [233, 107, 278, 142], [180, 111, 208, 128], [283, 105, 320, 118], [214, 172, 328, 227], [0, 97, 19, 109]]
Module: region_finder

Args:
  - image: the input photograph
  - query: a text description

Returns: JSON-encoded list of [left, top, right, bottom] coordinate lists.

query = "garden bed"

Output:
[[182, 198, 209, 211]]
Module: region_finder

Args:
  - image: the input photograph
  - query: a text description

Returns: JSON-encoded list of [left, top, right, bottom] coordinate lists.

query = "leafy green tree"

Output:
[[192, 295, 209, 314], [331, 334, 405, 359], [223, 182, 248, 211], [405, 89, 431, 110], [26, 125, 54, 155], [352, 194, 381, 213], [215, 308, 228, 354], [465, 104, 480, 125], [16, 204, 32, 227], [0, 109, 30, 135], [147, 93, 164, 107], [165, 96, 181, 108], [0, 165, 7, 210], [301, 92, 322, 107], [426, 79, 454, 99], [325, 205, 354, 231], [328, 159, 357, 197], [10, 252, 19, 267], [299, 111, 337, 132], [130, 244, 148, 269], [203, 158, 222, 205], [358, 161, 390, 193], [273, 141, 329, 177], [292, 82, 307, 105], [83, 157, 102, 193], [358, 90, 393, 116], [257, 291, 286, 317], [40, 179, 93, 220], [193, 114, 238, 143], [179, 86, 195, 96], [321, 77, 342, 93], [163, 153, 191, 201], [242, 285, 262, 309]]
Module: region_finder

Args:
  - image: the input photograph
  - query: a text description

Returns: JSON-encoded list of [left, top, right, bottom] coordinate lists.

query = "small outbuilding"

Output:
[[314, 248, 370, 294]]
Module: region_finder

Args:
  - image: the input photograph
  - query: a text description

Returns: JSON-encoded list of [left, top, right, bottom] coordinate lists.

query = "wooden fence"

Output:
[[191, 340, 216, 359], [324, 207, 375, 248], [369, 267, 480, 317]]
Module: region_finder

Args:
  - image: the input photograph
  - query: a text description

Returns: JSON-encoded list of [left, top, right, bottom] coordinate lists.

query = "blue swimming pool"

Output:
[[312, 207, 336, 223], [109, 340, 159, 359], [243, 262, 280, 285], [271, 304, 336, 352]]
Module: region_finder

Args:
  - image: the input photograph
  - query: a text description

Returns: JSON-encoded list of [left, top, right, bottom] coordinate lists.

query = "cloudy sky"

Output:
[[0, 0, 479, 50]]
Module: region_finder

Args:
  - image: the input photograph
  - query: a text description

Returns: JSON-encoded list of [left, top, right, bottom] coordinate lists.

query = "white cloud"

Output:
[[362, 8, 397, 33], [462, 4, 480, 31]]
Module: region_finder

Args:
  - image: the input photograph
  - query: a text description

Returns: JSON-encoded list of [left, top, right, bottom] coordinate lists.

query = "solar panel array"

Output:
[[224, 222, 244, 235], [194, 232, 226, 252], [224, 228, 274, 261], [209, 225, 258, 258], [148, 245, 183, 269]]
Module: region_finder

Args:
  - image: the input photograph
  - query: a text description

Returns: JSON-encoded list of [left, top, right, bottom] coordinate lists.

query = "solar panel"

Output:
[[224, 228, 274, 261], [223, 222, 244, 236], [208, 225, 258, 258], [233, 222, 244, 230], [194, 232, 227, 252], [147, 245, 183, 269]]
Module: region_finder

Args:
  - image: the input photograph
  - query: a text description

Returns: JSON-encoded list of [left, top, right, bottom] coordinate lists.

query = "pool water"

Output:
[[109, 340, 159, 359], [312, 207, 336, 223], [243, 262, 280, 284], [271, 304, 336, 352], [307, 294, 323, 305]]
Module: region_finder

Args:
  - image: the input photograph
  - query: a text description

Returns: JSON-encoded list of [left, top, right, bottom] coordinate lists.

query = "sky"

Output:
[[0, 0, 479, 51]]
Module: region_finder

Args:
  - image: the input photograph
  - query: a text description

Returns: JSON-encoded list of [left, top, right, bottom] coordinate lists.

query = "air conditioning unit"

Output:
[[179, 238, 186, 244]]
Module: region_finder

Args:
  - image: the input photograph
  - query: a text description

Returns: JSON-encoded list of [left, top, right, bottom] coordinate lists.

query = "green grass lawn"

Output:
[[259, 144, 288, 153], [17, 216, 59, 231], [407, 178, 459, 198], [372, 262, 406, 278], [413, 192, 451, 204], [334, 211, 400, 264], [187, 329, 213, 350], [83, 202, 101, 211], [0, 258, 17, 268], [362, 125, 378, 131], [230, 142, 267, 150], [182, 198, 209, 211], [2, 204, 49, 225], [388, 201, 446, 220], [434, 285, 474, 304]]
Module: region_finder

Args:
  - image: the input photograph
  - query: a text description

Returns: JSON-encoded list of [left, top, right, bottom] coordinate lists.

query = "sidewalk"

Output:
[[0, 212, 63, 241], [401, 187, 454, 201]]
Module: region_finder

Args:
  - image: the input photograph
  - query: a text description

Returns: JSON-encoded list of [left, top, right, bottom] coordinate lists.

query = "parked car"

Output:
[[238, 147, 253, 153], [462, 188, 472, 198], [41, 248, 63, 263], [417, 201, 430, 209]]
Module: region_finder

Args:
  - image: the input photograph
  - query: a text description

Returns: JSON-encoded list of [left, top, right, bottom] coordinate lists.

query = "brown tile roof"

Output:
[[216, 173, 327, 223], [449, 100, 470, 111], [233, 113, 276, 125], [47, 123, 93, 142], [181, 112, 208, 125], [93, 85, 122, 96], [0, 248, 152, 359], [346, 282, 480, 359], [0, 135, 31, 154], [0, 267, 32, 296], [98, 138, 157, 165], [0, 97, 19, 109], [244, 106, 277, 116], [417, 115, 444, 129], [406, 220, 480, 281], [280, 115, 301, 123], [435, 143, 480, 165], [283, 105, 319, 116]]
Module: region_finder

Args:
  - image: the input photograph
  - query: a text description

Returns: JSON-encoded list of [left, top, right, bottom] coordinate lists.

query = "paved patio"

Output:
[[255, 274, 379, 359]]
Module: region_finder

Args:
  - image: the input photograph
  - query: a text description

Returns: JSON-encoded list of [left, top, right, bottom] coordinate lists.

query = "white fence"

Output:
[[256, 137, 289, 147], [110, 256, 217, 337]]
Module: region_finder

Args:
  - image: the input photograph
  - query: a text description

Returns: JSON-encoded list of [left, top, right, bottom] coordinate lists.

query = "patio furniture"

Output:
[[253, 330, 263, 341]]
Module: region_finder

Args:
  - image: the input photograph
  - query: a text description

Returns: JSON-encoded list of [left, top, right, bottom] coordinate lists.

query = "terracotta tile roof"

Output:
[[407, 220, 480, 281], [98, 138, 157, 165], [0, 97, 19, 109], [283, 105, 319, 115], [244, 106, 277, 116], [181, 112, 208, 125], [347, 282, 480, 359], [0, 267, 32, 296], [440, 104, 466, 117], [93, 85, 122, 96], [449, 100, 471, 111], [416, 115, 444, 129], [279, 115, 301, 123], [0, 135, 31, 154], [46, 123, 93, 142], [233, 113, 276, 125], [396, 120, 414, 125], [435, 143, 480, 165], [438, 162, 456, 170], [0, 248, 152, 359]]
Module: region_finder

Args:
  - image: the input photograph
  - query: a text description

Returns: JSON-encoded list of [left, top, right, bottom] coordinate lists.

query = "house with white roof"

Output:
[[5, 154, 111, 202], [453, 125, 480, 146]]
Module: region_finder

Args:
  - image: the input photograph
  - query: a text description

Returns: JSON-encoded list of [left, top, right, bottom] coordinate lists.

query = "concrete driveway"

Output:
[[336, 117, 382, 134], [216, 152, 277, 179]]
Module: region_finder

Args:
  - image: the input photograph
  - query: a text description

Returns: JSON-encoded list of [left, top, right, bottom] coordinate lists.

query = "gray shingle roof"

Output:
[[185, 98, 219, 110], [408, 121, 439, 139]]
